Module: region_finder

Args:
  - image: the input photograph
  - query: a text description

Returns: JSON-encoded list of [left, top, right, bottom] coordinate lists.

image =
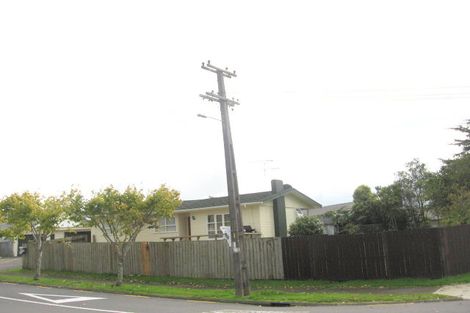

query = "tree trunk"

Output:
[[34, 238, 43, 280], [116, 253, 124, 286], [114, 243, 131, 286]]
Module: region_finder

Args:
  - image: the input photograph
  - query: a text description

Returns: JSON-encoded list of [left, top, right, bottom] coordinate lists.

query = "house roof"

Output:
[[177, 185, 321, 211], [309, 202, 353, 216]]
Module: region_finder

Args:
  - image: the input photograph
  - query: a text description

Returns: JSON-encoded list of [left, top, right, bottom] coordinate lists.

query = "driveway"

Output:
[[0, 257, 22, 271], [435, 284, 470, 300]]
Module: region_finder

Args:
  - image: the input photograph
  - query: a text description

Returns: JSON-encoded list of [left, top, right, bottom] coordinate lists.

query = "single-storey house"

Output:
[[56, 180, 323, 242]]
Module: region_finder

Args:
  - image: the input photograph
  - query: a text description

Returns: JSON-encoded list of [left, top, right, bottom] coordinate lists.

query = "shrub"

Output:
[[289, 216, 323, 236]]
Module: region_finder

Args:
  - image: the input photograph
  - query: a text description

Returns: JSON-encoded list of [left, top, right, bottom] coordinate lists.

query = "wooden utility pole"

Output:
[[200, 60, 250, 296]]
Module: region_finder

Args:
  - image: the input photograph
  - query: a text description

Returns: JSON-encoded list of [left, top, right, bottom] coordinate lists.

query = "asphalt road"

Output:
[[0, 283, 469, 313]]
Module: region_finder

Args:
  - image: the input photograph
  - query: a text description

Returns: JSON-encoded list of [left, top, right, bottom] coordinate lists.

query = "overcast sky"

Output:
[[0, 1, 468, 205]]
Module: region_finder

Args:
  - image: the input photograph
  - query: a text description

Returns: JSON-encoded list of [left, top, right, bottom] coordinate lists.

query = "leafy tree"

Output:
[[289, 216, 324, 236], [68, 185, 181, 286], [376, 183, 408, 231], [350, 184, 403, 233], [0, 192, 67, 279], [351, 185, 381, 226], [452, 119, 470, 155], [350, 177, 427, 233], [427, 120, 470, 223], [428, 154, 470, 223], [323, 208, 358, 234], [395, 159, 432, 228], [445, 189, 470, 224]]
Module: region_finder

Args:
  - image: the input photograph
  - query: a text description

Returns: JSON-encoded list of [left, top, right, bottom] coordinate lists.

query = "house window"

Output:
[[207, 214, 230, 238], [64, 231, 91, 242], [158, 217, 176, 232], [296, 208, 307, 218]]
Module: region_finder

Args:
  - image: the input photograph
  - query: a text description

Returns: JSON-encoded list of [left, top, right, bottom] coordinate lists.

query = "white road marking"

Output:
[[0, 295, 134, 313], [21, 292, 105, 304]]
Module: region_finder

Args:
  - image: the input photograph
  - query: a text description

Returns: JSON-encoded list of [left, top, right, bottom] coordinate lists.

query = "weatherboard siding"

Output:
[[285, 194, 321, 233], [258, 204, 275, 238]]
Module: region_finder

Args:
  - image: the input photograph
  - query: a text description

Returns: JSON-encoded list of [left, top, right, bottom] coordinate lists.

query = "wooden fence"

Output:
[[23, 225, 470, 280], [0, 240, 14, 257], [282, 224, 470, 280], [23, 237, 284, 279]]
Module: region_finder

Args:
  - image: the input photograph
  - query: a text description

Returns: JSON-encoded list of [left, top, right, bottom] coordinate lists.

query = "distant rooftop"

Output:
[[309, 202, 353, 216]]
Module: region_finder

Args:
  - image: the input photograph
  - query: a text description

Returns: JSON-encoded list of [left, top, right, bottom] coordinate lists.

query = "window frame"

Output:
[[296, 208, 307, 218], [157, 216, 177, 233], [207, 213, 230, 238]]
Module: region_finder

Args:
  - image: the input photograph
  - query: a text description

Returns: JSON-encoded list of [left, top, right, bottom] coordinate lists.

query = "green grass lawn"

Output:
[[0, 269, 463, 305]]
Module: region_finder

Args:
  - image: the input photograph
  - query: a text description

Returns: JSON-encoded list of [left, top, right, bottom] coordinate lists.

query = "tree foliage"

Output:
[[452, 119, 470, 155], [289, 216, 324, 236], [346, 160, 432, 234], [67, 185, 181, 286], [395, 159, 432, 227], [351, 185, 380, 226], [426, 120, 470, 224], [347, 120, 470, 231], [323, 208, 358, 234], [428, 153, 470, 224], [0, 192, 68, 279]]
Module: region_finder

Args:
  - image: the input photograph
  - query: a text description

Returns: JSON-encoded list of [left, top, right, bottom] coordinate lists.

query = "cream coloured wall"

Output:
[[89, 226, 177, 242], [178, 204, 261, 239], [258, 204, 275, 237], [54, 231, 65, 239], [285, 194, 321, 233], [241, 204, 261, 233], [188, 208, 228, 238]]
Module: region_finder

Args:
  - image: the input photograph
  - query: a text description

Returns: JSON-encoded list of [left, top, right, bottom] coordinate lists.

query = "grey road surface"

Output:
[[0, 283, 469, 313]]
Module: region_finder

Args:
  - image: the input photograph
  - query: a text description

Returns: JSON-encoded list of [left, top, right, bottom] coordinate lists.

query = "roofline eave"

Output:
[[175, 201, 263, 213]]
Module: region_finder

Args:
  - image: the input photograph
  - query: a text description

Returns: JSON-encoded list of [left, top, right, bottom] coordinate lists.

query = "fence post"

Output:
[[140, 242, 151, 275], [438, 227, 450, 277]]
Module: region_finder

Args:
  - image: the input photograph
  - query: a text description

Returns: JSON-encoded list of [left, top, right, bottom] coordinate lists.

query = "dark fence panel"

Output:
[[440, 225, 470, 276], [384, 228, 443, 278], [282, 233, 388, 280], [282, 225, 470, 280]]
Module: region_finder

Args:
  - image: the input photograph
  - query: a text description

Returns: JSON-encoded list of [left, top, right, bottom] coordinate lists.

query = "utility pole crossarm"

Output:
[[201, 60, 237, 78], [199, 91, 240, 107]]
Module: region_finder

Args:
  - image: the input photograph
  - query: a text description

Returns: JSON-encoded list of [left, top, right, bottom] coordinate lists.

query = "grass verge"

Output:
[[4, 269, 470, 290], [0, 270, 457, 305]]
